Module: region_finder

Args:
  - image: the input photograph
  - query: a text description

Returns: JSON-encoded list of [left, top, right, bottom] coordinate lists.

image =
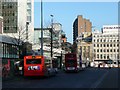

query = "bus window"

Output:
[[26, 59, 41, 64], [66, 60, 76, 67]]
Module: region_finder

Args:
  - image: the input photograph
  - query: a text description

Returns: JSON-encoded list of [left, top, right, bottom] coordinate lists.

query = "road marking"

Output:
[[90, 70, 109, 88]]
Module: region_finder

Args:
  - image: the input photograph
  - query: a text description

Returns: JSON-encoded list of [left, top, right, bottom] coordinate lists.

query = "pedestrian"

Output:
[[14, 62, 19, 75]]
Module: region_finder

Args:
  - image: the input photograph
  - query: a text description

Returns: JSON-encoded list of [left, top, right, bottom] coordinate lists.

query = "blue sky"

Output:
[[34, 2, 118, 43]]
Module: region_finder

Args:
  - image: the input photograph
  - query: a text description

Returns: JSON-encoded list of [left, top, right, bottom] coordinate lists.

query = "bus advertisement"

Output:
[[24, 55, 56, 77]]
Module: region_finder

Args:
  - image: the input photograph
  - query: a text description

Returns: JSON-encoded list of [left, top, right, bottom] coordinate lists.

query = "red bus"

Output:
[[24, 55, 56, 77], [64, 53, 80, 72]]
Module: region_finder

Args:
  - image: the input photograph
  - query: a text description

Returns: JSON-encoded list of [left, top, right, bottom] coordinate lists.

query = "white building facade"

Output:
[[93, 25, 120, 63], [33, 28, 51, 59], [33, 23, 65, 59], [1, 0, 34, 43], [76, 32, 93, 66]]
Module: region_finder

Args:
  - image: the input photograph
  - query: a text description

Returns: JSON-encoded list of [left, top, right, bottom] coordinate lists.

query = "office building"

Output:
[[73, 15, 92, 64], [93, 25, 120, 63], [1, 0, 34, 43], [76, 32, 92, 64], [33, 23, 68, 57], [73, 15, 92, 42]]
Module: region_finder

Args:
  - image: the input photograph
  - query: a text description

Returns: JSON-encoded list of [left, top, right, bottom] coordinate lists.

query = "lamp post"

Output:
[[26, 22, 29, 41], [26, 21, 29, 55], [50, 15, 53, 60], [60, 50, 62, 69], [40, 0, 43, 55]]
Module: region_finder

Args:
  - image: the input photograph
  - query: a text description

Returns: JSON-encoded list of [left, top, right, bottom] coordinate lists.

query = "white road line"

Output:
[[90, 70, 109, 88]]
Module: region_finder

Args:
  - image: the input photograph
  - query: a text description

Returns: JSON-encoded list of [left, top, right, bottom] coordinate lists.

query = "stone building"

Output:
[[93, 25, 120, 64]]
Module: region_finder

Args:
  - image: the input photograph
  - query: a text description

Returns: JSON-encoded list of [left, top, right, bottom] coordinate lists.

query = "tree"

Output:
[[5, 25, 32, 59], [71, 42, 77, 53]]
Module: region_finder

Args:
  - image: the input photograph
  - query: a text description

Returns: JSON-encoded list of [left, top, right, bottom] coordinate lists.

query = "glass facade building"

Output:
[[0, 35, 19, 59]]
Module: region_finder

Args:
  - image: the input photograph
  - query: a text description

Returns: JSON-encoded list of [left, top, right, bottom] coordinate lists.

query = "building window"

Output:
[[117, 55, 119, 59], [110, 44, 112, 47], [94, 49, 96, 52], [3, 43, 5, 57], [104, 49, 106, 52], [104, 39, 106, 42], [114, 49, 116, 52], [27, 16, 31, 22], [110, 49, 112, 52], [97, 44, 99, 47], [104, 44, 105, 47], [97, 39, 99, 42], [114, 44, 116, 47], [104, 55, 106, 59], [97, 54, 99, 58], [107, 44, 109, 47], [100, 49, 102, 52], [97, 49, 99, 52], [117, 49, 119, 52], [117, 44, 119, 47], [100, 54, 102, 59]]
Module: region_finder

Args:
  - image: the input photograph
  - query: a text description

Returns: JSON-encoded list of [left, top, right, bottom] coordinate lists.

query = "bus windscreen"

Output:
[[26, 59, 41, 64], [66, 60, 76, 66]]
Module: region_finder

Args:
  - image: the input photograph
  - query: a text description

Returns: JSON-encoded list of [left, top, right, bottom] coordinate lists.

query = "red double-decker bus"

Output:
[[24, 55, 56, 77], [64, 53, 80, 72]]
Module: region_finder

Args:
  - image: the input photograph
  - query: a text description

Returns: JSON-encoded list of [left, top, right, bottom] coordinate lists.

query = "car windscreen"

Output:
[[26, 59, 41, 64]]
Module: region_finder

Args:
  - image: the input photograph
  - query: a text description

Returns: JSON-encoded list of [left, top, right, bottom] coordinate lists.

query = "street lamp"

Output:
[[25, 21, 29, 55], [26, 21, 29, 41], [40, 0, 43, 56], [60, 50, 62, 69], [50, 15, 54, 59]]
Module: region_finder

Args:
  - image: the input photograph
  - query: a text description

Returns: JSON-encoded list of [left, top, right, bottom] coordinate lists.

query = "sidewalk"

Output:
[[2, 69, 64, 82], [3, 75, 24, 83]]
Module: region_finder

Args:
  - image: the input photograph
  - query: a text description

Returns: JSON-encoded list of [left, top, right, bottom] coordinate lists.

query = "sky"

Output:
[[34, 2, 118, 44]]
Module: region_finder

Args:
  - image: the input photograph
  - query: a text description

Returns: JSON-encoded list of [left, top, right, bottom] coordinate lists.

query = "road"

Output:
[[2, 67, 119, 89]]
